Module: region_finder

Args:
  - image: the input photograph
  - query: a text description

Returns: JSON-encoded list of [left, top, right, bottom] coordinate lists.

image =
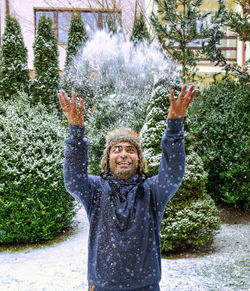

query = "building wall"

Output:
[[0, 0, 145, 70]]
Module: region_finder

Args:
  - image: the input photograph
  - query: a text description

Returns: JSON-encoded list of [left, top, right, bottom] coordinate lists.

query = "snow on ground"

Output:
[[0, 207, 249, 291]]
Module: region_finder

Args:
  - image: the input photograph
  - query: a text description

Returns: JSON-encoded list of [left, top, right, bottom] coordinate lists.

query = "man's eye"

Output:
[[113, 147, 121, 152], [126, 147, 136, 153]]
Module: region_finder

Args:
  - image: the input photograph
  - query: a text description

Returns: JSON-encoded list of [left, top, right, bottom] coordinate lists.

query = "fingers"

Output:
[[179, 84, 188, 99], [184, 88, 198, 112], [169, 89, 175, 104], [186, 85, 195, 97], [71, 91, 77, 108], [58, 90, 84, 112], [184, 85, 198, 103], [58, 90, 71, 111], [71, 91, 85, 113], [78, 98, 84, 114]]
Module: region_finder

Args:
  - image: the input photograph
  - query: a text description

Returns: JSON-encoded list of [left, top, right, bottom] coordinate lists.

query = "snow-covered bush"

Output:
[[32, 15, 60, 109], [141, 72, 182, 176], [141, 74, 221, 254], [189, 81, 249, 209], [0, 94, 76, 244], [161, 152, 221, 253], [0, 16, 30, 99]]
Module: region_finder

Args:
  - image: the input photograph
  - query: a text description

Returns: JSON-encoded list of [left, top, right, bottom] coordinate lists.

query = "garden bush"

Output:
[[161, 152, 221, 254], [189, 81, 249, 209], [141, 73, 221, 254], [0, 94, 77, 244]]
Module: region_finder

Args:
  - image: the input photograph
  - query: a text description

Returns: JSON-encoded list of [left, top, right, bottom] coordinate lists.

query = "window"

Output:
[[34, 9, 121, 43], [81, 12, 99, 39], [169, 17, 237, 65], [58, 12, 71, 43]]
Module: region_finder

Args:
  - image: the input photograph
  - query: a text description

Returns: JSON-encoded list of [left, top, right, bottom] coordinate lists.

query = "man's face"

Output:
[[109, 141, 139, 180]]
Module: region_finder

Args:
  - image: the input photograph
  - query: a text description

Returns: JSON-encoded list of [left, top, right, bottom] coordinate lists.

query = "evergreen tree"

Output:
[[140, 73, 221, 253], [65, 12, 89, 68], [61, 13, 95, 115], [0, 16, 30, 99], [103, 12, 121, 35], [130, 12, 151, 46], [32, 15, 60, 108], [150, 0, 214, 82]]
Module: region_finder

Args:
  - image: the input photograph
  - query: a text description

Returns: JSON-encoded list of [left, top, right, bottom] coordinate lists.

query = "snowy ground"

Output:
[[0, 207, 249, 291]]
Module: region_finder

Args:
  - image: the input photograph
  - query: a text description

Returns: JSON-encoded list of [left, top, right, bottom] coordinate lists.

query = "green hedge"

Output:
[[189, 81, 249, 209], [140, 73, 221, 253], [160, 152, 221, 254], [0, 94, 76, 244]]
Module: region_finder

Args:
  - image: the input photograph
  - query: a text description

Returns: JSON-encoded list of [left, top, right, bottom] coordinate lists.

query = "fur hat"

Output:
[[100, 127, 147, 176]]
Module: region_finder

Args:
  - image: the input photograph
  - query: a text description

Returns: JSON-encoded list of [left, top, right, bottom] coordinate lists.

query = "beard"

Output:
[[110, 159, 138, 180]]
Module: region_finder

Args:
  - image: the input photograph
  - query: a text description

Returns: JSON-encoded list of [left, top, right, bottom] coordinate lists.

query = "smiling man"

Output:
[[58, 84, 198, 291]]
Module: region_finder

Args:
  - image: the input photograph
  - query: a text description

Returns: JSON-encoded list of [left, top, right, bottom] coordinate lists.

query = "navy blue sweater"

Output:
[[63, 118, 185, 290]]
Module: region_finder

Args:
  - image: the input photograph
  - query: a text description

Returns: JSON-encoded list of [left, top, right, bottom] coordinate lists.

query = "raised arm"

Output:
[[153, 84, 198, 217], [58, 90, 93, 212]]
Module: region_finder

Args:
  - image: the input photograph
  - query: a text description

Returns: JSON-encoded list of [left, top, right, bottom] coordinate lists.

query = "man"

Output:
[[58, 84, 198, 291]]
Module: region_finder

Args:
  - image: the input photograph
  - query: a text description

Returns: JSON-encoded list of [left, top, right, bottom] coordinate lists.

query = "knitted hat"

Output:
[[100, 127, 147, 176]]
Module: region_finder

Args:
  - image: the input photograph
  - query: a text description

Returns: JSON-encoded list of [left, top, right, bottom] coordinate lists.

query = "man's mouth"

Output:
[[117, 161, 132, 165]]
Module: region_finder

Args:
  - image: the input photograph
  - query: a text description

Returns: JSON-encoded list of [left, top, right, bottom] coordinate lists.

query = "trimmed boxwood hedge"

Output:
[[0, 94, 77, 244]]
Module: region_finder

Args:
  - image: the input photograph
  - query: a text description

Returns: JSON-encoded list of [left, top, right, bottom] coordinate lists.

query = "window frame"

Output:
[[34, 7, 122, 44]]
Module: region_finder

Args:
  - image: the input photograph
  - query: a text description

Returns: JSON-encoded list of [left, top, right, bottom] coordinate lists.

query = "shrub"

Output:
[[141, 74, 221, 254], [189, 81, 249, 209], [0, 16, 30, 99], [161, 152, 221, 254], [32, 15, 60, 108], [64, 12, 89, 68], [0, 94, 76, 244], [140, 72, 182, 176]]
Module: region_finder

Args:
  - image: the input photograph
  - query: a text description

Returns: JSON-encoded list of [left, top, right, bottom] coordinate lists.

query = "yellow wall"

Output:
[[199, 0, 236, 12], [194, 72, 236, 88]]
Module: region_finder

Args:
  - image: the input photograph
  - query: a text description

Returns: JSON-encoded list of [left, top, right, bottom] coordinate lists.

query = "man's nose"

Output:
[[120, 150, 128, 157]]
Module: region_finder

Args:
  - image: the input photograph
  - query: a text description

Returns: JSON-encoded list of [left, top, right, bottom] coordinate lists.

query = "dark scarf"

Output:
[[101, 173, 147, 230]]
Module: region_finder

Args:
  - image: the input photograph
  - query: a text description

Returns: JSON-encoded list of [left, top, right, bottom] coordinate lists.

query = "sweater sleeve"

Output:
[[63, 124, 94, 213], [151, 118, 185, 218]]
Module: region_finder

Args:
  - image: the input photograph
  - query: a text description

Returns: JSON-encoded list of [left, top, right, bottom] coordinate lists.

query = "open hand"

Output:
[[168, 84, 198, 119], [58, 90, 84, 126]]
